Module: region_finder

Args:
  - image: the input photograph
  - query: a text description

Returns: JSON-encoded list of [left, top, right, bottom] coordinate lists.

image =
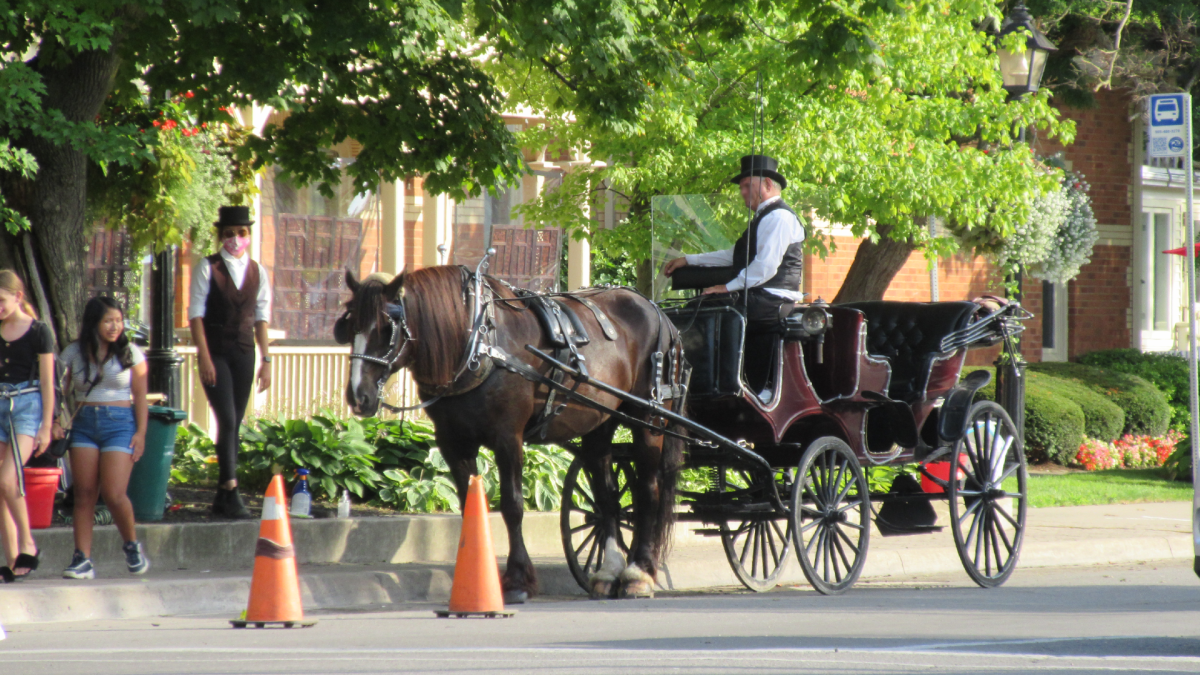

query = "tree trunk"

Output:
[[10, 43, 124, 346], [831, 222, 918, 303]]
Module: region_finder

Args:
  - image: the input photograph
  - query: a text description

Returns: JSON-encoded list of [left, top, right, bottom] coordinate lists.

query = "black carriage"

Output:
[[557, 278, 1030, 595]]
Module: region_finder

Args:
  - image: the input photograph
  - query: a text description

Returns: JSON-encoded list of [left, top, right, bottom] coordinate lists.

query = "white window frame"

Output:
[[1134, 202, 1180, 352], [1040, 280, 1070, 362]]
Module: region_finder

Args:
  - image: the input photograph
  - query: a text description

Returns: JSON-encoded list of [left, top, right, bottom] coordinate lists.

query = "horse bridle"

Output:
[[340, 250, 495, 413]]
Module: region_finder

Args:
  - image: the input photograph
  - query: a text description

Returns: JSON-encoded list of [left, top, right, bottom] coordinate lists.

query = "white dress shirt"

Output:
[[685, 196, 806, 301], [187, 249, 273, 323]]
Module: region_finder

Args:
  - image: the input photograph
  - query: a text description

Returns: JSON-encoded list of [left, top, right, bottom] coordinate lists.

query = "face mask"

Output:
[[223, 235, 250, 256]]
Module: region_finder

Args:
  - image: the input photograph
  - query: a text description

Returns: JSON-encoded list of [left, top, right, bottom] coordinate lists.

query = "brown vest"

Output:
[[203, 254, 260, 354]]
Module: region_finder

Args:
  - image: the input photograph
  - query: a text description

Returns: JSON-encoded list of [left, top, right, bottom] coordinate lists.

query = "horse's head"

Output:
[[339, 269, 409, 416]]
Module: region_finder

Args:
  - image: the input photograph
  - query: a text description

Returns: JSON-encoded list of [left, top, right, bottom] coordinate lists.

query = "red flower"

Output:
[[152, 120, 161, 127], [185, 91, 194, 99]]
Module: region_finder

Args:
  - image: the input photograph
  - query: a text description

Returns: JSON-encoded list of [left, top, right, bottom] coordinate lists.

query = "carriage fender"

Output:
[[937, 369, 993, 444]]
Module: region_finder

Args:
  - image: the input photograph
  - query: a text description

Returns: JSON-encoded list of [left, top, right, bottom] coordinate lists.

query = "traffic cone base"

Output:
[[231, 475, 318, 629], [437, 475, 515, 619]]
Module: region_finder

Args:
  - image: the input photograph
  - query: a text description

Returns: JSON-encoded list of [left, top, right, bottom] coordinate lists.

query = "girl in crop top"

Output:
[[55, 296, 150, 579], [0, 270, 55, 583]]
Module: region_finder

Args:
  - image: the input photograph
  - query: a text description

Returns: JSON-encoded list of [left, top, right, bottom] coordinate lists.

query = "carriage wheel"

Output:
[[560, 458, 636, 593], [717, 467, 793, 592], [948, 401, 1027, 588], [792, 436, 871, 595]]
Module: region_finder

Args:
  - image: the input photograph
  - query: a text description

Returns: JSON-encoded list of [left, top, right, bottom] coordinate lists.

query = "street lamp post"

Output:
[[146, 246, 183, 407], [993, 2, 1056, 439]]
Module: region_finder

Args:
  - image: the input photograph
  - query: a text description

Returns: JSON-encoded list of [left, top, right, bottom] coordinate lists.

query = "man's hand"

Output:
[[701, 284, 729, 295], [662, 257, 688, 276]]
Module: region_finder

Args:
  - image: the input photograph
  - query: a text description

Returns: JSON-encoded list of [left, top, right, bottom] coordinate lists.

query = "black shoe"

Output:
[[211, 488, 227, 515], [216, 487, 253, 520]]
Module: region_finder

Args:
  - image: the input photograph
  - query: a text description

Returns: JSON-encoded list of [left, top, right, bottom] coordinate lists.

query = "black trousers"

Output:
[[690, 289, 796, 391], [202, 350, 256, 484]]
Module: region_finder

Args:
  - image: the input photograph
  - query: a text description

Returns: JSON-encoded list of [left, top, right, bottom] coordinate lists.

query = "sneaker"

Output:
[[63, 550, 95, 580], [123, 541, 150, 575]]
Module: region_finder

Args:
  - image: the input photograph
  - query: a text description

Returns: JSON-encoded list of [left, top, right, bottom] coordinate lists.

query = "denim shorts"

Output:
[[0, 381, 44, 443], [69, 406, 137, 454]]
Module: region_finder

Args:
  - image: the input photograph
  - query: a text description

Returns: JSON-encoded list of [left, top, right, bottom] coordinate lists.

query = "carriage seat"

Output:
[[838, 301, 978, 402]]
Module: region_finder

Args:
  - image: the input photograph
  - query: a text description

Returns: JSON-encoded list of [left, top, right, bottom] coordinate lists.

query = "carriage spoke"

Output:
[[799, 518, 823, 535], [580, 530, 600, 573], [835, 497, 863, 515], [956, 496, 984, 526], [972, 506, 986, 568], [992, 510, 1015, 557], [998, 462, 1021, 484], [994, 501, 1021, 529], [834, 523, 861, 557], [830, 527, 852, 577]]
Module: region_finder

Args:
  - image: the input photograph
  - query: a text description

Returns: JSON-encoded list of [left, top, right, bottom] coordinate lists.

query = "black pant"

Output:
[[202, 350, 256, 484], [690, 289, 795, 391]]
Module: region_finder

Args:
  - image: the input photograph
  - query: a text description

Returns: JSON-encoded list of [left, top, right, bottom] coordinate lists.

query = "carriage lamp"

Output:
[[996, 2, 1055, 98], [800, 307, 830, 335]]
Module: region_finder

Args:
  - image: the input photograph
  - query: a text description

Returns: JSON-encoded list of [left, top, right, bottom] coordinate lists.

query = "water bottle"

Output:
[[290, 469, 312, 518], [337, 489, 351, 519]]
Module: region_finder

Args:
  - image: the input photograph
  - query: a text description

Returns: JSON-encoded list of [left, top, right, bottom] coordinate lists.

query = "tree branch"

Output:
[[1094, 0, 1134, 92], [540, 58, 577, 92], [695, 64, 759, 128]]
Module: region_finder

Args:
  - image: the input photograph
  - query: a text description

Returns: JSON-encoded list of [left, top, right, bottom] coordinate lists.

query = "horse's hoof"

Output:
[[589, 580, 614, 599], [620, 580, 655, 599], [618, 565, 656, 599], [503, 589, 528, 605]]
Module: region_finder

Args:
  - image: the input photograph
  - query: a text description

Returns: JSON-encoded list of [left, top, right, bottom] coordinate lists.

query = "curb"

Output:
[[1, 502, 1191, 624]]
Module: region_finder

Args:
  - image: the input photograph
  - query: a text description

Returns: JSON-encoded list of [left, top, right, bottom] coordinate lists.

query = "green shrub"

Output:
[[1028, 362, 1170, 436], [967, 365, 1086, 464], [1022, 383, 1086, 464], [171, 414, 576, 513], [1078, 349, 1190, 431], [1029, 372, 1124, 442], [1163, 434, 1193, 482]]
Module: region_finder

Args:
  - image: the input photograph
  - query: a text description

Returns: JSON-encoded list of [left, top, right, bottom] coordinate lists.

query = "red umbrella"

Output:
[[1163, 244, 1200, 256]]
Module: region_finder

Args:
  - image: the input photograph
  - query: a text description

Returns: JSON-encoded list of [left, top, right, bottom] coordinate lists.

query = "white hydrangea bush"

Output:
[[1029, 175, 1099, 284]]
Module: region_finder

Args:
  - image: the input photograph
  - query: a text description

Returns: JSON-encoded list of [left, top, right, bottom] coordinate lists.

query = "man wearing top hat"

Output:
[[187, 206, 273, 519], [662, 155, 805, 395]]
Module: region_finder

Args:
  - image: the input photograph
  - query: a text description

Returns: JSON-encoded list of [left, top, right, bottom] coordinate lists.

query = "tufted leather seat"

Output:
[[838, 301, 978, 402]]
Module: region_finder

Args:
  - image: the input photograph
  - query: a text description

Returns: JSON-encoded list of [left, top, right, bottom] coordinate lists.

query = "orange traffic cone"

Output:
[[231, 475, 316, 628], [435, 475, 514, 618]]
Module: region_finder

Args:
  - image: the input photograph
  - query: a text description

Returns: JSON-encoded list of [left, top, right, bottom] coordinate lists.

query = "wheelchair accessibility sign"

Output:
[[1148, 93, 1189, 158]]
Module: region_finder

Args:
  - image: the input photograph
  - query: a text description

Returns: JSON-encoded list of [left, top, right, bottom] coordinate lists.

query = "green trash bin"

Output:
[[127, 406, 188, 522]]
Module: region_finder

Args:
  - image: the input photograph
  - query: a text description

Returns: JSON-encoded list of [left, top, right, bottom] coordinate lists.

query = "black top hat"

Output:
[[213, 205, 255, 228], [729, 155, 787, 190]]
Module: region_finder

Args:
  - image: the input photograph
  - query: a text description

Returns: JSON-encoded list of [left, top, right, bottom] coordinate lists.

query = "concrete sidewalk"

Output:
[[0, 501, 1193, 624]]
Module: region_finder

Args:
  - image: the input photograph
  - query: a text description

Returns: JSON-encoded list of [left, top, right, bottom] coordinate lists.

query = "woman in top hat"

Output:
[[662, 154, 806, 396], [188, 206, 273, 519]]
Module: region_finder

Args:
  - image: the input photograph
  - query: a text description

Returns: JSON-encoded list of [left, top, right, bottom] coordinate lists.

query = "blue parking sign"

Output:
[[1148, 93, 1189, 158]]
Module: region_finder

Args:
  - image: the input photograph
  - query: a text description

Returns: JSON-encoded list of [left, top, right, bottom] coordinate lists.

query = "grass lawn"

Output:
[[1026, 468, 1194, 508]]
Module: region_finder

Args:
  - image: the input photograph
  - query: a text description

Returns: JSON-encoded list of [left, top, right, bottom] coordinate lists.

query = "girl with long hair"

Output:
[[57, 296, 150, 579], [0, 270, 55, 583]]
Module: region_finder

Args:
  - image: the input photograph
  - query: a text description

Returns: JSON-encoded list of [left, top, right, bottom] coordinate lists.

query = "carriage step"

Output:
[[692, 528, 724, 537]]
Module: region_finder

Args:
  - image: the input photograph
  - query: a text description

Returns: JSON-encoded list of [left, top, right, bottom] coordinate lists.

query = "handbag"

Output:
[[48, 377, 99, 459]]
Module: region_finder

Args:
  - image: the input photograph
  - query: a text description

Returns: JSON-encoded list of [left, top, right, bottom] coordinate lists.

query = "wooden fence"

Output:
[[177, 345, 423, 435]]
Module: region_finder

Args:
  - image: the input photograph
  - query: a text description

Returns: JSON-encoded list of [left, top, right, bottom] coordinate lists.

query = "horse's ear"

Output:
[[345, 268, 360, 293], [384, 270, 405, 300]]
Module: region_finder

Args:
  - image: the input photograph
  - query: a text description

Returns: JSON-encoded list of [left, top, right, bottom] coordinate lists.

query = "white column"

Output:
[[422, 192, 451, 268], [568, 237, 591, 290], [380, 180, 406, 276]]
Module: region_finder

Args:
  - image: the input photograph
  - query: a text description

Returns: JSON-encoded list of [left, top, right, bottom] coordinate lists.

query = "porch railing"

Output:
[[176, 345, 423, 435]]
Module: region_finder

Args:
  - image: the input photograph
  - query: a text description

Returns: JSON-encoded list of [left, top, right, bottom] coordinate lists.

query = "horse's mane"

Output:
[[345, 274, 393, 336], [402, 266, 473, 385]]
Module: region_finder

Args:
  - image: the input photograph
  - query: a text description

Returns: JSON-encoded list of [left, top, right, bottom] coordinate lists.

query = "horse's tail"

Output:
[[651, 308, 688, 567], [653, 418, 686, 566]]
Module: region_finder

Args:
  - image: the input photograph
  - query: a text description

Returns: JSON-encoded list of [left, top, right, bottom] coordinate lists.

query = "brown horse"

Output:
[[340, 265, 685, 601]]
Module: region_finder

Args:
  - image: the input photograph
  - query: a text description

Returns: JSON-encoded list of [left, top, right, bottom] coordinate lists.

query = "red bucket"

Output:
[[921, 456, 968, 494], [23, 467, 61, 529]]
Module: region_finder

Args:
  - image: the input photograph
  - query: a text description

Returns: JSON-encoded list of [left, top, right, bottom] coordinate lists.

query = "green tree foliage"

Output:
[[500, 0, 1074, 299], [3, 0, 681, 339], [1027, 0, 1199, 159]]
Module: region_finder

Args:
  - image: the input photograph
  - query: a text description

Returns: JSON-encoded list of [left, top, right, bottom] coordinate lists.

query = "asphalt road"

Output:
[[3, 559, 1199, 674]]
